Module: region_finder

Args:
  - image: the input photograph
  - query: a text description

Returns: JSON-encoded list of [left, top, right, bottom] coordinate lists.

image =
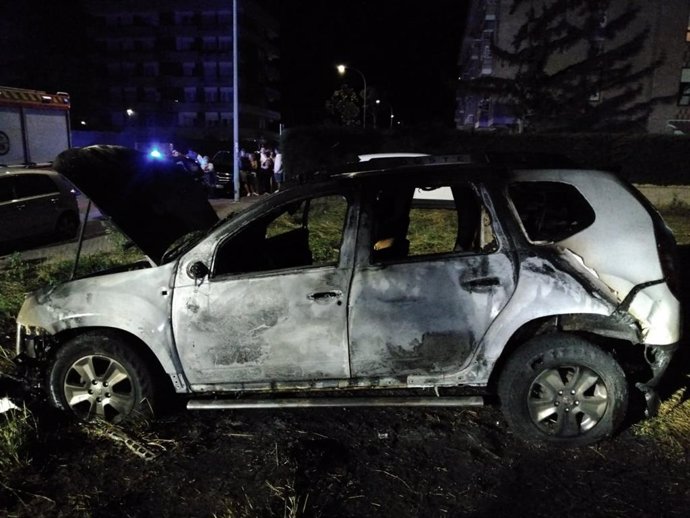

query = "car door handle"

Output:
[[307, 290, 343, 303], [460, 277, 501, 291]]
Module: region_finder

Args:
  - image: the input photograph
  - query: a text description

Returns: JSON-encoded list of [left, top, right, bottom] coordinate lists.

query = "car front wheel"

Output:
[[498, 333, 628, 446], [47, 333, 155, 423]]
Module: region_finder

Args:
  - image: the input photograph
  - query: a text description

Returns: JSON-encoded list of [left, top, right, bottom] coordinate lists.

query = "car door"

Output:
[[348, 177, 517, 378], [172, 190, 355, 387], [12, 173, 62, 237], [0, 176, 22, 243]]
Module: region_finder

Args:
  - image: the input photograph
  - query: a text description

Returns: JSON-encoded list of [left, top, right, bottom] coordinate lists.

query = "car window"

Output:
[[0, 177, 15, 203], [213, 194, 349, 276], [13, 174, 59, 198], [370, 181, 497, 263], [509, 181, 595, 242]]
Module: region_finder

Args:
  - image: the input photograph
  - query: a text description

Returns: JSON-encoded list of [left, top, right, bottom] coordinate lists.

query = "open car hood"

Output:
[[54, 145, 219, 265]]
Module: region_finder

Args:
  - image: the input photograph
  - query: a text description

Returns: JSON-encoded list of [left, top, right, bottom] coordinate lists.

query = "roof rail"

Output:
[[291, 151, 580, 185]]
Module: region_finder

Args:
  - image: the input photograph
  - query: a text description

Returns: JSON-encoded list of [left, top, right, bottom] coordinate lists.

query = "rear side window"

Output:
[[0, 177, 14, 203], [509, 181, 595, 242], [14, 174, 59, 198]]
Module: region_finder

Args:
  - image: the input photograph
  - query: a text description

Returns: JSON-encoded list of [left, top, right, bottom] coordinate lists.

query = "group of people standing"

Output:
[[239, 146, 283, 196]]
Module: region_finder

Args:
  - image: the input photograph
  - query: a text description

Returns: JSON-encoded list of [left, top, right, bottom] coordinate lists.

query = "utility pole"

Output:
[[232, 0, 240, 201]]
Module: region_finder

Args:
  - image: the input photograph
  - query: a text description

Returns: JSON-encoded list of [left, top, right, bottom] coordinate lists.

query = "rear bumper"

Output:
[[624, 282, 681, 346], [636, 341, 679, 417]]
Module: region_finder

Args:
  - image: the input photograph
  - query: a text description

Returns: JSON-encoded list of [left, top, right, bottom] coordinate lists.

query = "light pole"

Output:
[[232, 0, 240, 201], [337, 64, 367, 128]]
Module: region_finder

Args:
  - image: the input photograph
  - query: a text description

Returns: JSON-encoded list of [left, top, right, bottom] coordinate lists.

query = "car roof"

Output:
[[307, 152, 585, 182], [0, 167, 61, 177]]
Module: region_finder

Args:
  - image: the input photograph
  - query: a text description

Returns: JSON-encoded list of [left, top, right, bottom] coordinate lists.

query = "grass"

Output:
[[407, 207, 458, 255], [660, 211, 690, 246], [0, 404, 36, 473], [633, 382, 690, 455]]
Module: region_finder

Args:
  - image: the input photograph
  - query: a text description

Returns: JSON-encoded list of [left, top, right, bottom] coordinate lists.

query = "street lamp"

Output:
[[337, 64, 367, 128], [375, 99, 395, 129]]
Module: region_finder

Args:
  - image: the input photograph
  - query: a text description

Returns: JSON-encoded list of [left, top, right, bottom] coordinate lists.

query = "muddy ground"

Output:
[[2, 396, 689, 518], [1, 251, 689, 517]]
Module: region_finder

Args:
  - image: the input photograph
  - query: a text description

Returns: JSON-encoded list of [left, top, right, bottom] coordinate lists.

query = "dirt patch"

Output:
[[1, 402, 689, 517]]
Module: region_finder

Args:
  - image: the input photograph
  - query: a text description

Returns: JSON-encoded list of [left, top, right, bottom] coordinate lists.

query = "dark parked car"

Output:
[[14, 147, 681, 446], [210, 150, 234, 196], [0, 168, 80, 248]]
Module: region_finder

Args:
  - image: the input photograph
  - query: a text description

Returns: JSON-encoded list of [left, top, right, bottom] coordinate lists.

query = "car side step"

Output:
[[187, 396, 484, 410]]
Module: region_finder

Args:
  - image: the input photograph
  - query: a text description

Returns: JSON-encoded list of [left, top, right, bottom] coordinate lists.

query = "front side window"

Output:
[[213, 194, 349, 277], [509, 181, 595, 242], [370, 181, 497, 263]]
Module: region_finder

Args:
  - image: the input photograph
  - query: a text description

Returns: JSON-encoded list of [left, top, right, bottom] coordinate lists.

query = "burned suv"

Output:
[[15, 147, 681, 446]]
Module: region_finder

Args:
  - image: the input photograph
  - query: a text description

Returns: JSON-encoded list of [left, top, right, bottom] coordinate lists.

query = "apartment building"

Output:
[[85, 0, 280, 146], [457, 0, 690, 133]]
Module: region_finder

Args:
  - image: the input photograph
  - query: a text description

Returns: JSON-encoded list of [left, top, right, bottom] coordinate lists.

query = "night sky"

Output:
[[277, 0, 469, 127], [0, 0, 469, 130]]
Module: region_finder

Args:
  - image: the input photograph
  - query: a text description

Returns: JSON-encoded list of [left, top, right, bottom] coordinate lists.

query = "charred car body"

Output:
[[15, 147, 681, 445]]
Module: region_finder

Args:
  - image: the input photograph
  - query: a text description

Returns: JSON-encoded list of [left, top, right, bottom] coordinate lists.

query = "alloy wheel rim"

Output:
[[63, 354, 135, 421], [527, 365, 608, 437]]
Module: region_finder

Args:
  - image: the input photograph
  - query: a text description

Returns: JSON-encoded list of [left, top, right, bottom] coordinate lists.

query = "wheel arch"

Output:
[[487, 312, 642, 392], [51, 326, 176, 397], [55, 209, 80, 235]]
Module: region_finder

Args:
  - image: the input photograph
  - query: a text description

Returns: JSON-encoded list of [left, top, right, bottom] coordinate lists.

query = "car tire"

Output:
[[55, 212, 80, 239], [47, 332, 156, 424], [498, 333, 628, 446]]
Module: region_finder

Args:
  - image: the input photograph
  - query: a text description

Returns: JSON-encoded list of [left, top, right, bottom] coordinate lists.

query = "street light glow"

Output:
[[126, 108, 135, 117], [337, 64, 346, 74]]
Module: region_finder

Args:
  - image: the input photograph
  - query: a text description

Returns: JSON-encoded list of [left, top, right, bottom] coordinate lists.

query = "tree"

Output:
[[325, 84, 363, 126], [464, 0, 668, 132]]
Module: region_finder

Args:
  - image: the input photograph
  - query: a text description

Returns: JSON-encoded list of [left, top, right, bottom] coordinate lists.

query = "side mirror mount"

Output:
[[188, 261, 210, 280]]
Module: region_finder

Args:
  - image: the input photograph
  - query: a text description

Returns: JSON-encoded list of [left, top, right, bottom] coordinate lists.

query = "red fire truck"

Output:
[[0, 86, 71, 166]]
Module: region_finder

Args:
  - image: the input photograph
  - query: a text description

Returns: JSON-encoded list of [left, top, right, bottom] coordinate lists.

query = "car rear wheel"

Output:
[[47, 333, 155, 423], [55, 212, 80, 239], [498, 333, 628, 446]]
